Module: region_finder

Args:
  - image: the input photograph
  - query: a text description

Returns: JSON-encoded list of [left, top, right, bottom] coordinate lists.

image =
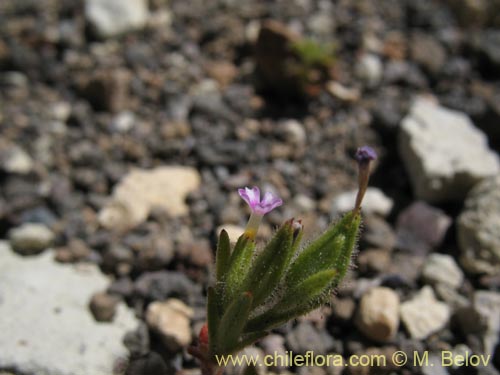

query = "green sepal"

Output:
[[244, 269, 336, 332], [217, 291, 253, 355], [243, 221, 294, 308], [216, 230, 231, 282], [207, 286, 220, 355], [225, 235, 255, 305]]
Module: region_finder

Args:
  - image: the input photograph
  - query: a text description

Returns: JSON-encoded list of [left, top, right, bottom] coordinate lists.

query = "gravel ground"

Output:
[[0, 1, 499, 375]]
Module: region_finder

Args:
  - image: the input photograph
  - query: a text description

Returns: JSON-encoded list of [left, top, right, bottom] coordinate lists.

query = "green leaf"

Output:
[[273, 269, 336, 313], [333, 212, 361, 283], [285, 223, 346, 288], [244, 269, 336, 332], [242, 221, 294, 308], [217, 291, 253, 355], [244, 295, 326, 333], [207, 287, 220, 355], [216, 229, 231, 282], [225, 235, 255, 305]]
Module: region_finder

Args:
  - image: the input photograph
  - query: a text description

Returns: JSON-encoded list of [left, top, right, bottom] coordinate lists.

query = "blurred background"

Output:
[[0, 0, 499, 374]]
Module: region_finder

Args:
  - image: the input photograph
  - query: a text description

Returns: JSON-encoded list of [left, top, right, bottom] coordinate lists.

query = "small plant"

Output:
[[291, 39, 336, 69], [189, 146, 377, 375]]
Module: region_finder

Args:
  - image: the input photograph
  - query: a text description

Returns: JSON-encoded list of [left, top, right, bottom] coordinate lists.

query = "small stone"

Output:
[[387, 253, 425, 286], [280, 119, 306, 147], [457, 175, 500, 275], [396, 201, 452, 255], [293, 194, 316, 212], [146, 299, 193, 352], [356, 287, 400, 343], [9, 223, 55, 255], [399, 97, 499, 202], [410, 33, 447, 74], [111, 111, 135, 133], [469, 30, 500, 74], [98, 166, 201, 231], [286, 322, 334, 355], [81, 68, 131, 113], [457, 291, 500, 356], [331, 297, 356, 322], [108, 278, 134, 299], [205, 60, 238, 88], [123, 323, 150, 357], [134, 271, 201, 304], [89, 292, 120, 322], [0, 144, 33, 175], [49, 102, 72, 122], [362, 215, 396, 250], [55, 239, 91, 263], [400, 286, 451, 339], [356, 53, 383, 87], [125, 352, 169, 375], [85, 0, 149, 38], [177, 239, 213, 268], [331, 188, 393, 217], [357, 248, 391, 275], [422, 254, 464, 289], [326, 81, 361, 102], [434, 284, 469, 310]]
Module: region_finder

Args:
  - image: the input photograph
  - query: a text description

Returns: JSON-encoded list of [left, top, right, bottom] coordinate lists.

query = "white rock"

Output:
[[111, 111, 135, 133], [472, 291, 500, 356], [0, 144, 33, 174], [457, 175, 500, 275], [98, 166, 201, 231], [0, 242, 138, 375], [457, 291, 500, 357], [217, 224, 245, 243], [399, 97, 499, 203], [293, 194, 316, 212], [146, 299, 193, 351], [9, 223, 54, 255], [85, 0, 149, 38], [356, 53, 383, 87], [400, 286, 450, 339], [280, 119, 306, 146], [356, 287, 400, 342], [422, 253, 464, 289], [50, 102, 72, 122], [331, 187, 393, 217]]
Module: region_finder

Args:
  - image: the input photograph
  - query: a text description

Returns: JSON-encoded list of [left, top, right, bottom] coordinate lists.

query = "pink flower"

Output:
[[238, 186, 283, 215]]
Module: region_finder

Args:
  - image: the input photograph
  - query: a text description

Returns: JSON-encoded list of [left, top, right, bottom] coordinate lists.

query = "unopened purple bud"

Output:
[[353, 146, 377, 214], [355, 146, 377, 164]]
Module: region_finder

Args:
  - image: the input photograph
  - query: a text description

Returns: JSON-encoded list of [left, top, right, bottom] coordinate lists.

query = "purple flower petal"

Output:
[[238, 186, 260, 208], [238, 186, 282, 215], [255, 191, 283, 215]]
